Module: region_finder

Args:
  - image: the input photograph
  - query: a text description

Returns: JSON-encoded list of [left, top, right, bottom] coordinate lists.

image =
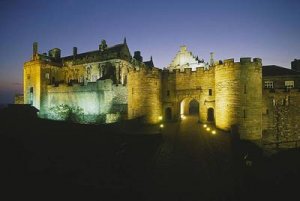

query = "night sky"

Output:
[[0, 0, 299, 104]]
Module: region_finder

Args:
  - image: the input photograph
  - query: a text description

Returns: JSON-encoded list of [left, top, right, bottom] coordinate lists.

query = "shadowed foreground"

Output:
[[0, 113, 299, 201]]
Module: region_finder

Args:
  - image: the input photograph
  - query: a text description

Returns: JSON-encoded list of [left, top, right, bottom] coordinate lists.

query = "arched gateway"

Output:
[[180, 98, 200, 118]]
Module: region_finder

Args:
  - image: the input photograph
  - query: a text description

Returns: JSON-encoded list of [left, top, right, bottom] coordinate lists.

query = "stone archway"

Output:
[[189, 99, 199, 115], [180, 98, 200, 116]]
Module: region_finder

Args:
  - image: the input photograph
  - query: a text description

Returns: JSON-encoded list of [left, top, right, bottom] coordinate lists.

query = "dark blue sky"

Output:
[[0, 0, 299, 103]]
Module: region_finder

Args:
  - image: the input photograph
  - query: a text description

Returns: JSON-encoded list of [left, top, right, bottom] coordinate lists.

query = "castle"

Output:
[[23, 39, 300, 144]]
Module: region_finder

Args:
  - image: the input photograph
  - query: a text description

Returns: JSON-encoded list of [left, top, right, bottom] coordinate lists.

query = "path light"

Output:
[[211, 130, 216, 135], [158, 116, 163, 121], [160, 124, 164, 128], [206, 127, 211, 131], [181, 115, 186, 120], [203, 124, 207, 128]]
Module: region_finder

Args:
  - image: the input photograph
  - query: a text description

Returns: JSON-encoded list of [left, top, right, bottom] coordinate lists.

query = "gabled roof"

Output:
[[62, 43, 132, 63], [262, 65, 300, 76], [143, 59, 154, 68]]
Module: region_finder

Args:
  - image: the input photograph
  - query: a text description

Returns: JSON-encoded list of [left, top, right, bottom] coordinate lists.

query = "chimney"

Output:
[[73, 47, 77, 57], [210, 52, 214, 66], [33, 42, 38, 56], [133, 51, 143, 62]]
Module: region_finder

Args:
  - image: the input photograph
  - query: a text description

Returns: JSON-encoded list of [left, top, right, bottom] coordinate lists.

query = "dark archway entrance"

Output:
[[180, 98, 200, 116], [189, 99, 199, 115], [207, 108, 215, 122], [165, 107, 172, 121]]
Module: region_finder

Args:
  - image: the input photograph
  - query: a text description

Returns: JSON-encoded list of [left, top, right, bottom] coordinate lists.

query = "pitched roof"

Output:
[[61, 43, 132, 63], [143, 59, 154, 68], [262, 65, 300, 76]]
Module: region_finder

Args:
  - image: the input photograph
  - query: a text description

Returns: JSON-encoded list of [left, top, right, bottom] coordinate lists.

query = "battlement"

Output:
[[162, 66, 212, 75], [223, 58, 235, 65], [217, 57, 262, 68]]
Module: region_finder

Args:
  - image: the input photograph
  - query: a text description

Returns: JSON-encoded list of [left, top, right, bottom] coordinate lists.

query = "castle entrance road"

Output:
[[144, 115, 239, 201]]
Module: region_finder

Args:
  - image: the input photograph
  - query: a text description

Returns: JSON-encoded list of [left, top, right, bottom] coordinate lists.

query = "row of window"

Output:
[[264, 80, 295, 89]]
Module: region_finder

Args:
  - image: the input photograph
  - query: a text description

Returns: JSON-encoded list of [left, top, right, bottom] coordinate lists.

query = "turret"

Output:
[[133, 51, 143, 62]]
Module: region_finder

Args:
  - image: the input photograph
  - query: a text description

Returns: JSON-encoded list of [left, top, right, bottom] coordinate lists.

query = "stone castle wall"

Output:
[[262, 89, 300, 147], [24, 42, 300, 144], [45, 79, 127, 123], [162, 67, 215, 122], [215, 58, 262, 140], [127, 67, 162, 124], [24, 60, 42, 109]]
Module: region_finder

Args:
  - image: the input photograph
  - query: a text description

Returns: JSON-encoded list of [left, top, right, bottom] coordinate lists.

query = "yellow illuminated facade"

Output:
[[24, 39, 300, 143]]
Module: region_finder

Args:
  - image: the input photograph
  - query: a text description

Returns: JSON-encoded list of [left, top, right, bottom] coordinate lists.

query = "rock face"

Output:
[[23, 40, 300, 143]]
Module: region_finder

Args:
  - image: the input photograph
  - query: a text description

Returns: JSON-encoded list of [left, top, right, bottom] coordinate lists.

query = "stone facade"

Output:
[[262, 66, 300, 147], [23, 39, 300, 143]]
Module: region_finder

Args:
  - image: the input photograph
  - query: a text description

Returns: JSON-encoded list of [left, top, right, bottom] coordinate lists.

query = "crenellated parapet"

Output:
[[216, 57, 262, 68]]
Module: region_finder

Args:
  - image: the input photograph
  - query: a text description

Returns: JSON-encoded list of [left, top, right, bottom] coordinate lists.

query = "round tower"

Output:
[[215, 58, 262, 141], [239, 58, 262, 141]]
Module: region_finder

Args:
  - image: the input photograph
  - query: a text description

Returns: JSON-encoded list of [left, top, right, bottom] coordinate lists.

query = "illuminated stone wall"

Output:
[[46, 79, 127, 123], [24, 60, 43, 110], [215, 58, 262, 140], [127, 67, 162, 124], [162, 67, 215, 122], [24, 42, 271, 142]]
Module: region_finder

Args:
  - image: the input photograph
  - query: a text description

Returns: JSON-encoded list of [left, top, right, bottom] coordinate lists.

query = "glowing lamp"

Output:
[[203, 124, 207, 128], [158, 116, 163, 120], [206, 127, 211, 131], [160, 124, 164, 128], [212, 130, 216, 135]]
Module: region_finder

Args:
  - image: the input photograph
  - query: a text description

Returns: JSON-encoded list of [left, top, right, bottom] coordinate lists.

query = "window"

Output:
[[285, 81, 294, 89], [29, 87, 33, 105], [208, 89, 212, 96], [45, 73, 50, 79], [244, 84, 247, 94], [264, 81, 273, 88], [243, 109, 246, 118], [167, 90, 170, 96]]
